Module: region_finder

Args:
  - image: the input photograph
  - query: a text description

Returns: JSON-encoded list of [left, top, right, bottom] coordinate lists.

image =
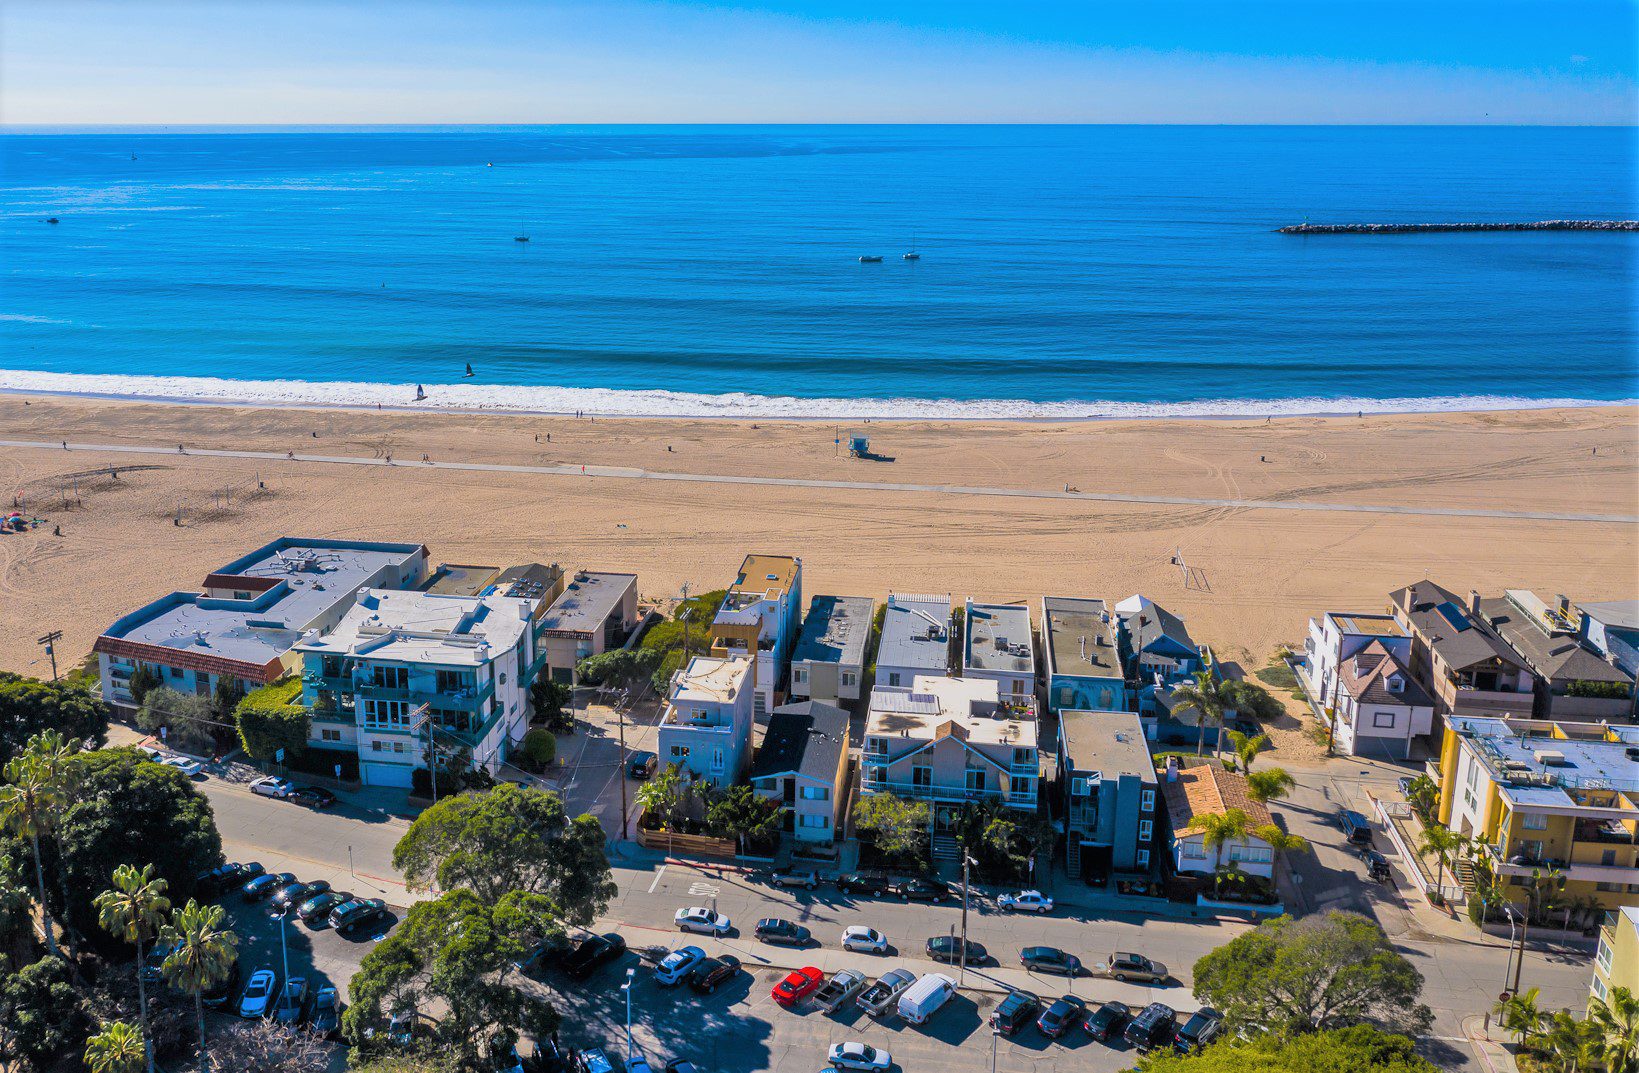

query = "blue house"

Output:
[[1041, 596, 1127, 715], [1115, 594, 1204, 723]]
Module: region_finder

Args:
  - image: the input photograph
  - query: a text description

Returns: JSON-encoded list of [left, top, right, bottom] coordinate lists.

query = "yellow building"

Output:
[[1436, 716, 1639, 914], [1594, 907, 1639, 1003]]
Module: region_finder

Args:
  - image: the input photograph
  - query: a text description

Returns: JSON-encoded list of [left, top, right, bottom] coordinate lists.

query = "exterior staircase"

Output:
[[931, 834, 961, 863], [1453, 856, 1478, 893]]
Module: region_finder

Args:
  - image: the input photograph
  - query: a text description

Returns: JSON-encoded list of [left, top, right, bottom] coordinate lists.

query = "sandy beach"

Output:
[[1, 394, 1634, 698]]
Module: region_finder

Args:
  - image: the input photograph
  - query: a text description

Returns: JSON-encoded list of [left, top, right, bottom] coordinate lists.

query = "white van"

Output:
[[896, 972, 956, 1025]]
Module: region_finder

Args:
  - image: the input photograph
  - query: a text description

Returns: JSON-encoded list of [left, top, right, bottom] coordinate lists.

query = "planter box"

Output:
[[1197, 895, 1285, 915], [636, 825, 739, 859]]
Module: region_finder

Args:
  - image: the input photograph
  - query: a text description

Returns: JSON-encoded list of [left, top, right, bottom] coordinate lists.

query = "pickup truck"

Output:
[[857, 969, 916, 1018], [811, 968, 867, 1013]]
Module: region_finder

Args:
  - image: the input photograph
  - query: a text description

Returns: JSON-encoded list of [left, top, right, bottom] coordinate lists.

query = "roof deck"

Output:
[[1060, 709, 1154, 779], [725, 554, 799, 606], [1329, 612, 1406, 638], [877, 594, 951, 675], [866, 675, 1037, 748], [1451, 716, 1639, 797], [1042, 596, 1120, 678], [964, 601, 1034, 675], [298, 588, 534, 666]]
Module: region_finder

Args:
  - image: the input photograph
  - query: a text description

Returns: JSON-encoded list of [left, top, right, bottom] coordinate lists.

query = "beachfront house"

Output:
[[1116, 594, 1203, 684], [1041, 596, 1126, 716], [1304, 610, 1411, 708], [709, 554, 802, 717], [1327, 640, 1436, 759], [95, 537, 429, 720], [1389, 581, 1537, 723], [789, 595, 874, 705], [1159, 758, 1276, 880], [862, 674, 1038, 859], [1477, 591, 1635, 721], [537, 570, 640, 683], [749, 700, 851, 846], [1577, 600, 1639, 681], [874, 593, 952, 693], [1058, 709, 1157, 884], [962, 600, 1036, 702], [656, 655, 756, 786], [294, 572, 553, 787]]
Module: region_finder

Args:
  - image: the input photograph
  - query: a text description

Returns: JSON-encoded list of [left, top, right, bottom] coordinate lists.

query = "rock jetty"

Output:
[[1279, 220, 1638, 235]]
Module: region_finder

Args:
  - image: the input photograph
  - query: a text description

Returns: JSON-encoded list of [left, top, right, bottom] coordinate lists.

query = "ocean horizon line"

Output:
[[1, 370, 1631, 423]]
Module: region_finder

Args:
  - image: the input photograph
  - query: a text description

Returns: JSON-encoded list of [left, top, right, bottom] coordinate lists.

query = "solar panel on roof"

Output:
[[1436, 601, 1472, 632]]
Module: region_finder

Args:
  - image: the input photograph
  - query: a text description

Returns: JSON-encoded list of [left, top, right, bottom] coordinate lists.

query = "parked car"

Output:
[[811, 969, 867, 1013], [238, 969, 277, 1018], [1021, 945, 1081, 976], [271, 880, 330, 915], [1085, 1000, 1131, 1042], [827, 1042, 891, 1072], [755, 918, 811, 947], [998, 890, 1054, 913], [1097, 952, 1169, 983], [196, 862, 252, 898], [835, 873, 890, 897], [894, 878, 952, 903], [329, 897, 388, 932], [1174, 1008, 1225, 1052], [896, 972, 956, 1025], [1124, 1002, 1178, 1053], [563, 932, 627, 981], [273, 977, 309, 1024], [771, 966, 825, 1007], [199, 959, 241, 1009], [306, 985, 342, 1038], [298, 890, 351, 925], [288, 786, 337, 809], [627, 751, 658, 779], [990, 990, 1041, 1037], [858, 969, 916, 1018], [163, 755, 205, 778], [1364, 849, 1393, 883], [674, 907, 731, 935], [841, 926, 888, 954], [250, 776, 295, 798], [767, 869, 819, 890], [1338, 808, 1375, 847], [686, 954, 741, 994], [655, 945, 706, 987], [925, 935, 985, 965], [140, 940, 176, 984], [242, 872, 295, 901], [575, 1049, 617, 1073], [1037, 995, 1086, 1039]]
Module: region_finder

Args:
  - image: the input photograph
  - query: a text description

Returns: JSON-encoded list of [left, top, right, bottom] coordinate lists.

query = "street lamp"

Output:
[[621, 967, 636, 1060]]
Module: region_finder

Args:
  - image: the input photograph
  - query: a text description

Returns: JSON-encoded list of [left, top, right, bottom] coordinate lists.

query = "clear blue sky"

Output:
[[3, 0, 1633, 124]]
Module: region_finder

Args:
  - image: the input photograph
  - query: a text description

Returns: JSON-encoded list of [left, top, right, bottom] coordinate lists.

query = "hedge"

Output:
[[235, 677, 311, 762]]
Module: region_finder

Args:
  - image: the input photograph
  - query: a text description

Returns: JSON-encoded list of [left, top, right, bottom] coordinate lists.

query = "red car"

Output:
[[771, 966, 824, 1007]]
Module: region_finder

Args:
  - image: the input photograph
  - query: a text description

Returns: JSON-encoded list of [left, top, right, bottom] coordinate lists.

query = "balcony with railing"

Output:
[[858, 775, 1035, 810]]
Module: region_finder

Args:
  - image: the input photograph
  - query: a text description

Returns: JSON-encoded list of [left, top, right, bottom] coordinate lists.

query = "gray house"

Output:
[[749, 700, 851, 845], [790, 595, 875, 704], [1058, 709, 1157, 884]]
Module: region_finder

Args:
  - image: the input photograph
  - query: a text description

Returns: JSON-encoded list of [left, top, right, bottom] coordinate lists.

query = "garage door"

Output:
[[362, 762, 413, 788]]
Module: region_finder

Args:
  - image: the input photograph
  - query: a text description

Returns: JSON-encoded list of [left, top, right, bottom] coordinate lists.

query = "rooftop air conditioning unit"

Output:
[[1533, 750, 1567, 766]]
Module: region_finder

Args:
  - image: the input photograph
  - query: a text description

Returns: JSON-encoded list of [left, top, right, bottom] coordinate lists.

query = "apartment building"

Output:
[[962, 600, 1036, 701], [874, 594, 952, 692], [1438, 716, 1639, 913], [1593, 906, 1639, 1004], [749, 700, 850, 845], [95, 538, 428, 716], [1041, 596, 1127, 716], [656, 655, 756, 786], [536, 571, 640, 683], [1058, 709, 1156, 883], [1389, 581, 1536, 720], [295, 576, 551, 787], [789, 595, 874, 705], [709, 554, 802, 716], [1478, 590, 1635, 721]]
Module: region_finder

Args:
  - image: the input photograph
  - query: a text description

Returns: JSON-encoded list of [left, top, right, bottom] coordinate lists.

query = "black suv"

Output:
[[562, 933, 626, 981], [926, 935, 986, 964], [990, 990, 1040, 1036], [1174, 1008, 1225, 1053], [835, 873, 890, 897], [754, 918, 811, 947], [895, 878, 952, 902], [1085, 1000, 1130, 1042], [329, 897, 388, 932], [1124, 1002, 1177, 1053]]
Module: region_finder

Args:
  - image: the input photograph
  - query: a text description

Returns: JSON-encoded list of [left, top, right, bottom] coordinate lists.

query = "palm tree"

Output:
[[635, 768, 684, 852], [1493, 986, 1545, 1047], [1252, 823, 1309, 856], [1417, 824, 1463, 897], [1170, 671, 1233, 757], [1540, 1009, 1596, 1073], [1245, 767, 1296, 804], [0, 753, 64, 955], [1190, 808, 1251, 870], [1224, 729, 1271, 774], [95, 865, 172, 1073], [85, 1021, 146, 1073], [1588, 986, 1639, 1073], [160, 900, 238, 1073], [26, 731, 84, 946]]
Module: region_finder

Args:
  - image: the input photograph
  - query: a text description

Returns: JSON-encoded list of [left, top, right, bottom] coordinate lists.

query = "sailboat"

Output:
[[414, 384, 427, 401], [904, 232, 920, 261], [463, 363, 475, 378], [514, 220, 530, 243]]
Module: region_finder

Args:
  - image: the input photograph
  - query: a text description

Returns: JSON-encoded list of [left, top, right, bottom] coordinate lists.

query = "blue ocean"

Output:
[[1, 125, 1634, 418]]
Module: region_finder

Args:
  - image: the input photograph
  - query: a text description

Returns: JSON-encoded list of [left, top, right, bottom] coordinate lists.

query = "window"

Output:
[[670, 745, 690, 760], [865, 737, 887, 756], [798, 814, 829, 830], [371, 741, 384, 753], [1372, 711, 1397, 729], [1011, 679, 1027, 695], [794, 668, 807, 684], [1597, 881, 1622, 893], [1230, 845, 1274, 864], [1138, 820, 1153, 842], [1070, 777, 1090, 798], [1136, 849, 1151, 869], [1182, 841, 1207, 860], [1013, 747, 1035, 767], [371, 665, 408, 690], [1593, 975, 1609, 1002], [841, 672, 856, 687], [912, 765, 932, 788], [1009, 775, 1032, 796], [1598, 938, 1614, 971], [965, 769, 986, 792], [1387, 675, 1405, 694], [392, 741, 406, 754], [1097, 687, 1114, 709], [1519, 812, 1548, 830], [1057, 686, 1074, 707], [168, 665, 184, 679], [1601, 850, 1617, 866], [1521, 840, 1545, 860], [362, 699, 411, 729], [887, 672, 901, 687], [320, 729, 342, 742], [436, 669, 473, 694], [865, 766, 885, 788], [799, 785, 829, 801], [1140, 788, 1156, 812], [710, 748, 725, 773]]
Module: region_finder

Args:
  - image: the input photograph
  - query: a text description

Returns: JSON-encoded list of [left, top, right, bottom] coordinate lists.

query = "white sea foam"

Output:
[[0, 369, 1627, 421]]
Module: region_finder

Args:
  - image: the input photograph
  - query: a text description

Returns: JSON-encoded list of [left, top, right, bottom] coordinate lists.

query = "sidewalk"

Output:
[[1462, 1015, 1521, 1073]]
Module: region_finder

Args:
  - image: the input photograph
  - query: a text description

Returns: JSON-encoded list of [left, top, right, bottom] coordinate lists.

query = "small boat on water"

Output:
[[858, 255, 883, 263], [514, 235, 530, 243], [45, 217, 59, 225], [903, 251, 920, 261], [463, 363, 475, 378]]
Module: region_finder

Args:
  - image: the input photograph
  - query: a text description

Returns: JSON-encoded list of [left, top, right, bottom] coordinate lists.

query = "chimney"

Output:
[[1165, 755, 1179, 782], [1468, 590, 1480, 616], [1556, 593, 1571, 616]]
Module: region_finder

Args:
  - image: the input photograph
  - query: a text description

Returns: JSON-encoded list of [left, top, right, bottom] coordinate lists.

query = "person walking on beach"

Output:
[[62, 441, 68, 450]]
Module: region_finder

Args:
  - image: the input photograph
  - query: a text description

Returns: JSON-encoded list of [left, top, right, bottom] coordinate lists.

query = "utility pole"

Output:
[[618, 697, 630, 839], [1512, 912, 1530, 994], [959, 854, 973, 986], [277, 904, 293, 1020], [36, 631, 62, 681]]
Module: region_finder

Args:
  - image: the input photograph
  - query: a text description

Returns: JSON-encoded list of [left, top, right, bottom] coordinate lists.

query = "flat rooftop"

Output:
[[539, 572, 636, 635], [1480, 593, 1632, 685], [792, 595, 875, 667], [1451, 716, 1639, 797], [866, 674, 1037, 748], [965, 602, 1034, 674], [877, 594, 951, 674], [669, 655, 750, 705], [1329, 612, 1406, 638], [298, 587, 533, 667], [1060, 709, 1154, 779], [1042, 596, 1120, 678], [99, 538, 425, 668], [723, 554, 799, 610], [422, 563, 501, 597]]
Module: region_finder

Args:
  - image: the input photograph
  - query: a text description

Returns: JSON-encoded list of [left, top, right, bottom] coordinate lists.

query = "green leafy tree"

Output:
[[233, 680, 309, 763], [1253, 824, 1309, 856], [635, 768, 683, 828], [209, 678, 244, 725], [85, 1021, 146, 1073], [0, 750, 65, 955], [1170, 671, 1234, 757], [125, 666, 161, 708], [1539, 1009, 1597, 1073], [528, 674, 574, 734], [1402, 775, 1439, 825], [1225, 729, 1272, 774], [1246, 768, 1296, 805], [392, 784, 615, 925], [0, 673, 108, 768], [1191, 911, 1432, 1038], [159, 900, 239, 1073], [1588, 986, 1639, 1073], [704, 785, 782, 851], [1133, 1025, 1437, 1073], [0, 861, 34, 972], [136, 689, 215, 756], [575, 649, 660, 690], [518, 728, 556, 770], [1190, 808, 1252, 869], [95, 864, 171, 1073], [0, 955, 88, 1071], [1416, 824, 1463, 895], [852, 793, 931, 868]]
